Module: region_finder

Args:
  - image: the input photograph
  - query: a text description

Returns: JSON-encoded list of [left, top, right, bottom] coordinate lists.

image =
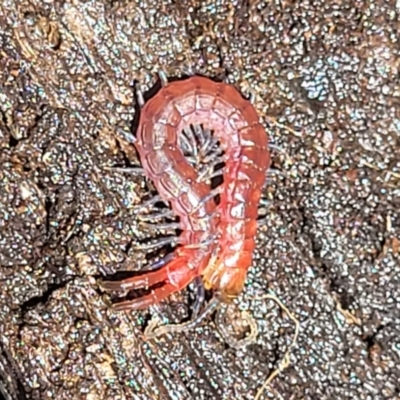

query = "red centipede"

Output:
[[100, 74, 270, 331]]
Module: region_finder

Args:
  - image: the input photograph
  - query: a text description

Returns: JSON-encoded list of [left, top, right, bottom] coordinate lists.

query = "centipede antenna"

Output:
[[158, 70, 168, 87], [144, 293, 222, 339], [215, 306, 258, 349]]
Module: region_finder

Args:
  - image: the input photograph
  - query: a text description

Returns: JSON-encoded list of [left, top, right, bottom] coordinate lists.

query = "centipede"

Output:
[[100, 74, 271, 338]]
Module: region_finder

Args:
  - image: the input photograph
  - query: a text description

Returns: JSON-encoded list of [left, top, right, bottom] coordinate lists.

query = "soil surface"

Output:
[[1, 1, 400, 399]]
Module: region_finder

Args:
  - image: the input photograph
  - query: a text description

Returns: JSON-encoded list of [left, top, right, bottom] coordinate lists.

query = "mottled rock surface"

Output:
[[0, 1, 399, 399]]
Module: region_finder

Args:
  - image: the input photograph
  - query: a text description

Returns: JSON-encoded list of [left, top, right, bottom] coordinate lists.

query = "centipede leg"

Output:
[[199, 134, 219, 158], [263, 168, 288, 188], [139, 221, 181, 231], [193, 124, 207, 146], [179, 131, 194, 155], [140, 252, 175, 272], [256, 198, 272, 225], [136, 87, 145, 108], [111, 166, 146, 175], [135, 195, 169, 212], [198, 166, 224, 182], [191, 277, 205, 318], [137, 209, 175, 221], [132, 236, 180, 252], [116, 127, 138, 144], [186, 187, 223, 216], [182, 126, 198, 157], [158, 70, 168, 87]]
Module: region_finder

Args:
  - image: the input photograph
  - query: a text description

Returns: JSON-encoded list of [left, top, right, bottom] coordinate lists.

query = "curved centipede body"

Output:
[[100, 75, 270, 315]]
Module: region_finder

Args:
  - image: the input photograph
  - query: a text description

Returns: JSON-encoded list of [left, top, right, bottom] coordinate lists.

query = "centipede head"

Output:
[[201, 253, 248, 303]]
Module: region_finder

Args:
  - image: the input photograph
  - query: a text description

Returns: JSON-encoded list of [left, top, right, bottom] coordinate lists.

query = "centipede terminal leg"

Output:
[[100, 264, 169, 292], [111, 281, 188, 311]]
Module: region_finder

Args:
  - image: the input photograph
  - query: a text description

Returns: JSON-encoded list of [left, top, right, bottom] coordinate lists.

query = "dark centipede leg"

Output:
[[191, 277, 206, 318]]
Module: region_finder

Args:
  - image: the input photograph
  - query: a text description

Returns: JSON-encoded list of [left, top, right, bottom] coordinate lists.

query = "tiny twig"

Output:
[[251, 291, 300, 400]]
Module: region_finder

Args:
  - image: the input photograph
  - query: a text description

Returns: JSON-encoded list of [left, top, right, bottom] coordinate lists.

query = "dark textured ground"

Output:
[[1, 1, 400, 399]]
